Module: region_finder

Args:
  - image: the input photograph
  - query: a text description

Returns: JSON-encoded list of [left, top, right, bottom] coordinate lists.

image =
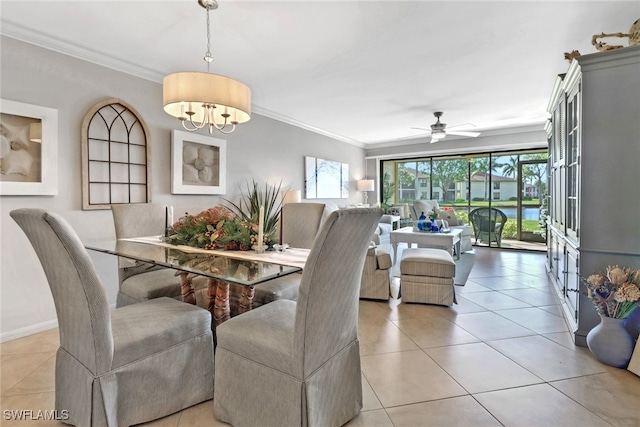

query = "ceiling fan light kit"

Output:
[[162, 0, 251, 134], [413, 111, 482, 143], [430, 111, 447, 142]]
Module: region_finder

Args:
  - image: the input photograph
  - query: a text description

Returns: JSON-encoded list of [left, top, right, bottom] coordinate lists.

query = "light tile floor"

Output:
[[1, 247, 639, 426]]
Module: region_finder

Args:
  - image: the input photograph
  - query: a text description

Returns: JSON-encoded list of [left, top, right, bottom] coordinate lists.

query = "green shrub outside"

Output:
[[502, 221, 517, 238], [456, 211, 469, 225], [502, 219, 542, 239]]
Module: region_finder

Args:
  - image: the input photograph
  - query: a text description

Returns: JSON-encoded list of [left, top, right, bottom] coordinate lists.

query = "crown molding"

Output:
[[251, 105, 365, 147], [1, 21, 164, 83]]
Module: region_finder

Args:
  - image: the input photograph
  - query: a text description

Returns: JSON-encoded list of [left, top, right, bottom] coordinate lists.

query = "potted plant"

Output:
[[223, 180, 283, 247], [381, 172, 395, 212]]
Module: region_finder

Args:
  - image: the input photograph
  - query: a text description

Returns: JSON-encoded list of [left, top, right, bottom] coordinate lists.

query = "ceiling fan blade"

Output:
[[429, 137, 440, 144], [448, 131, 481, 137], [448, 122, 477, 130], [410, 127, 432, 133]]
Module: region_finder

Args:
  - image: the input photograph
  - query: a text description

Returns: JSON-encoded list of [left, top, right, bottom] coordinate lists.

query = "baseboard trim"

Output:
[[0, 303, 117, 343], [0, 319, 59, 343]]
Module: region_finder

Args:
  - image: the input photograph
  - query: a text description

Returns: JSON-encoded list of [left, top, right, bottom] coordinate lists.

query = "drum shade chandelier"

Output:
[[163, 0, 251, 134]]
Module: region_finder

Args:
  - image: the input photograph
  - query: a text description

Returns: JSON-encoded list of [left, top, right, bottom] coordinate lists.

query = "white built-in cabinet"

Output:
[[545, 45, 640, 345]]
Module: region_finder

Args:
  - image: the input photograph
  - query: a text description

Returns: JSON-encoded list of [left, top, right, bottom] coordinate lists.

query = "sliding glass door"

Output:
[[380, 149, 548, 251], [518, 157, 548, 243]]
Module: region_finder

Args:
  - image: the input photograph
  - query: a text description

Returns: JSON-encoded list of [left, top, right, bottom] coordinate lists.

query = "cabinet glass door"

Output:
[[565, 87, 580, 240], [551, 96, 566, 230]]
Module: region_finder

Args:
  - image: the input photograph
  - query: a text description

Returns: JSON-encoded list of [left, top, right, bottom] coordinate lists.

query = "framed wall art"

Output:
[[0, 99, 58, 196], [81, 98, 151, 210], [171, 129, 226, 195], [305, 156, 349, 199]]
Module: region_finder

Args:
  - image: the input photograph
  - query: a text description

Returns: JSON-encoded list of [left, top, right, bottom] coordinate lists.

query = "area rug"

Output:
[[389, 245, 476, 286], [453, 251, 476, 286]]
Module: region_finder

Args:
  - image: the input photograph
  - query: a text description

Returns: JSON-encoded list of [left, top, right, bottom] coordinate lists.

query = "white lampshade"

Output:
[[163, 72, 251, 125], [282, 189, 302, 204], [357, 180, 375, 192]]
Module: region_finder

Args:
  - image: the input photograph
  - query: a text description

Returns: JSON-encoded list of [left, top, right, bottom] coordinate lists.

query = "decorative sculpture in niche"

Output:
[[592, 18, 640, 52], [563, 50, 581, 62]]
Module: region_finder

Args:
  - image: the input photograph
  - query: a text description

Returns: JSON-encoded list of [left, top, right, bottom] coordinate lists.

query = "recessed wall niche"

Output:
[[81, 99, 151, 210]]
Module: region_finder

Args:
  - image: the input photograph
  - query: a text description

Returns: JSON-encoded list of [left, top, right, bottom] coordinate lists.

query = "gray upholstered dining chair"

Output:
[[112, 203, 209, 308], [214, 208, 383, 427], [280, 202, 333, 248], [11, 208, 214, 427], [240, 202, 336, 308]]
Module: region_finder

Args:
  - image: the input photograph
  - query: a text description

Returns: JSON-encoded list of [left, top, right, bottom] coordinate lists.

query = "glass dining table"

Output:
[[85, 236, 309, 327]]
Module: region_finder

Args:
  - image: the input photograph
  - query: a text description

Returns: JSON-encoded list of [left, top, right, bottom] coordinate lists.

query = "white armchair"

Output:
[[360, 244, 393, 300], [372, 215, 394, 245]]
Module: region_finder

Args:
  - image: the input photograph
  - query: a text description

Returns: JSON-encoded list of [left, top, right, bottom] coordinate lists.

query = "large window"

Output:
[[380, 149, 548, 249]]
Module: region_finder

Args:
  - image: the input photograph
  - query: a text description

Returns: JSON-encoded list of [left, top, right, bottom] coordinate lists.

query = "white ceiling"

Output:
[[1, 1, 639, 147]]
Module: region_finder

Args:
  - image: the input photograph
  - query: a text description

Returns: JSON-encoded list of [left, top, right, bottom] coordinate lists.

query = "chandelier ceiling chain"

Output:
[[204, 3, 213, 69], [162, 0, 251, 135]]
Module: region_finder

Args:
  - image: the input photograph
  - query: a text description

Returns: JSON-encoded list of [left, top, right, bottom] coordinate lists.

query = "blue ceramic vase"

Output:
[[417, 212, 427, 231], [586, 315, 635, 368]]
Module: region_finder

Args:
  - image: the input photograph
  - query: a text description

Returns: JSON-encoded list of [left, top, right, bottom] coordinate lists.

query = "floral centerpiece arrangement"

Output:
[[166, 206, 251, 250], [585, 265, 640, 319], [166, 180, 283, 251]]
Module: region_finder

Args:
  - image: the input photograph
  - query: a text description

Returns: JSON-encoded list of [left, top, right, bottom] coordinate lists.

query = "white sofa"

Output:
[[410, 200, 473, 253]]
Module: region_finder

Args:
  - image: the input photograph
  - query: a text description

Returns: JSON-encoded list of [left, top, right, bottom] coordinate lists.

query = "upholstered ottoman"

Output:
[[400, 248, 456, 306]]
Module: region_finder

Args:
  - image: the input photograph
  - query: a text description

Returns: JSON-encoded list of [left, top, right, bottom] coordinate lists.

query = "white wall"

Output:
[[0, 37, 366, 341]]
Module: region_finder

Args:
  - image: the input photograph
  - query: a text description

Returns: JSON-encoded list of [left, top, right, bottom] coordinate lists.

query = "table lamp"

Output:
[[356, 179, 375, 206]]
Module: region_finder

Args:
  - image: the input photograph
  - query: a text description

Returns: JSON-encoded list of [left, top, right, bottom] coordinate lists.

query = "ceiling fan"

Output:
[[412, 111, 481, 143]]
